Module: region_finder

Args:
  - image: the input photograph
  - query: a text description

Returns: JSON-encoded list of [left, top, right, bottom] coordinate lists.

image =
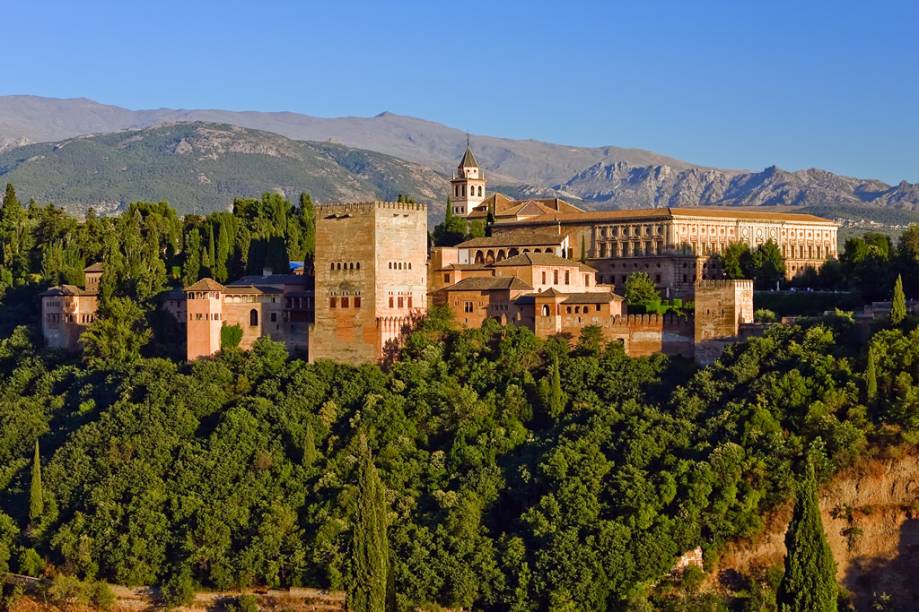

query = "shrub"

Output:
[[754, 308, 777, 323], [91, 581, 117, 610], [16, 547, 44, 577], [221, 324, 244, 350], [48, 573, 89, 606]]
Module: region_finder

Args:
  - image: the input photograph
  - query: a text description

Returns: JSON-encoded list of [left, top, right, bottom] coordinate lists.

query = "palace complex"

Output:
[[41, 145, 838, 365]]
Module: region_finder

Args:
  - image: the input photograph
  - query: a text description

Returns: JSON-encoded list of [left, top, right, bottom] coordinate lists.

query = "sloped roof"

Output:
[[442, 276, 533, 292], [495, 206, 835, 227], [83, 262, 105, 273], [41, 284, 96, 297], [562, 291, 622, 304], [456, 232, 565, 248], [538, 287, 564, 297], [458, 146, 479, 168], [185, 278, 226, 291], [468, 193, 585, 220], [492, 252, 597, 272]]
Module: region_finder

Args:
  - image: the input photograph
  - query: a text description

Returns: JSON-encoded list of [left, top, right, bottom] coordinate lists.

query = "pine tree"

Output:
[[29, 440, 43, 522], [350, 433, 388, 612], [865, 345, 878, 404], [777, 458, 837, 611], [891, 274, 907, 326]]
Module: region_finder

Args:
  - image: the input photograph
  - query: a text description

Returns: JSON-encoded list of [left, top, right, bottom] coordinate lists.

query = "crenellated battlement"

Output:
[[695, 278, 754, 289], [316, 201, 428, 216]]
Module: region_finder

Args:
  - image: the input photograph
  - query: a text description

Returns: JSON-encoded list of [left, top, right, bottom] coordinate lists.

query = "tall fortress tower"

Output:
[[450, 141, 486, 217], [310, 201, 428, 363]]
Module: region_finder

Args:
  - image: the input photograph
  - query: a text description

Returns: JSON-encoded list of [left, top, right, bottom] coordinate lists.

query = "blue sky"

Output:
[[6, 0, 918, 183]]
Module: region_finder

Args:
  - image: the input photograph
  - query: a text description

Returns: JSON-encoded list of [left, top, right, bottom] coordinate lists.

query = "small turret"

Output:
[[450, 137, 486, 217]]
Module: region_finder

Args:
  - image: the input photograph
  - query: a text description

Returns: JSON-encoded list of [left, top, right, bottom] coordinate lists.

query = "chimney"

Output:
[[262, 267, 272, 278]]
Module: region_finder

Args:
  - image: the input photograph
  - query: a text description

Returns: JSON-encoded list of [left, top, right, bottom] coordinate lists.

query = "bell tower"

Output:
[[450, 137, 486, 217]]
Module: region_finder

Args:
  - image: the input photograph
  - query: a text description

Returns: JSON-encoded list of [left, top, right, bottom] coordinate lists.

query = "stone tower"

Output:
[[450, 140, 486, 217], [693, 279, 754, 365], [184, 278, 225, 361], [310, 201, 428, 363]]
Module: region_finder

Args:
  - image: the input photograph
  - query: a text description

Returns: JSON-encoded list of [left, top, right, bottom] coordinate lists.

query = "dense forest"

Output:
[[0, 183, 917, 609]]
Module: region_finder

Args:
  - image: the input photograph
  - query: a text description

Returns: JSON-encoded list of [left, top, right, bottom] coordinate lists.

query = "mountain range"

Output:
[[0, 95, 917, 226]]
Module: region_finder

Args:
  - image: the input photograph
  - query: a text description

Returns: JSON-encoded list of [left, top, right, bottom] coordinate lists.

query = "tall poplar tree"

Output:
[[777, 458, 837, 611], [891, 274, 907, 326], [350, 434, 388, 612], [29, 440, 43, 522], [547, 356, 565, 418]]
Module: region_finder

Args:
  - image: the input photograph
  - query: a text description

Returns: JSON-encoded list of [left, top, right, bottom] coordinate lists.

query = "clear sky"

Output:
[[5, 0, 918, 183]]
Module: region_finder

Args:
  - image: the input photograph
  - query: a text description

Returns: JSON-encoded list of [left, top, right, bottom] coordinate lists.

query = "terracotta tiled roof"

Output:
[[456, 232, 565, 248], [83, 262, 105, 273], [491, 252, 597, 271], [41, 284, 96, 297], [468, 193, 585, 220], [442, 276, 533, 292], [538, 287, 564, 297], [185, 278, 226, 291], [495, 206, 835, 226], [230, 274, 306, 286], [562, 291, 622, 304]]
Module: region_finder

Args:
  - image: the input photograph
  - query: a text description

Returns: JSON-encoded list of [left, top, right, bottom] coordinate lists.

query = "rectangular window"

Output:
[[389, 296, 394, 308], [330, 297, 337, 308], [553, 270, 559, 284], [464, 301, 474, 313], [408, 296, 413, 309], [270, 312, 277, 322], [564, 271, 570, 284], [595, 304, 601, 312], [397, 296, 404, 308], [541, 271, 546, 284], [342, 297, 349, 308], [444, 273, 451, 283], [354, 296, 361, 308]]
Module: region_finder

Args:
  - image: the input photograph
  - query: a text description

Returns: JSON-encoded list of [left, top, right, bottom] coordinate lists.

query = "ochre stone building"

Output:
[[309, 201, 428, 363], [40, 263, 103, 351], [451, 146, 839, 297]]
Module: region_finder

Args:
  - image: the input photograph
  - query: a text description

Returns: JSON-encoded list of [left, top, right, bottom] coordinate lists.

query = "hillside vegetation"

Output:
[[0, 122, 445, 217]]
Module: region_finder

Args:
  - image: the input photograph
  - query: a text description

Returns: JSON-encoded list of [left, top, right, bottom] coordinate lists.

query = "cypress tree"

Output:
[[350, 433, 388, 612], [299, 193, 316, 262], [206, 224, 217, 276], [865, 345, 878, 404], [891, 274, 907, 326], [29, 440, 43, 522], [215, 222, 230, 283], [777, 458, 837, 611], [548, 356, 565, 418], [183, 229, 202, 285]]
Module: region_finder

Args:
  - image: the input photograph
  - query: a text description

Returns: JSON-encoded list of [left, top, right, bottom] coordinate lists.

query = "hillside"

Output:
[[0, 122, 445, 216]]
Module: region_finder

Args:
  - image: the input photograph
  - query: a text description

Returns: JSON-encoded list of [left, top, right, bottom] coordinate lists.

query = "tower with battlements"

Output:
[[310, 201, 428, 363], [450, 143, 486, 217]]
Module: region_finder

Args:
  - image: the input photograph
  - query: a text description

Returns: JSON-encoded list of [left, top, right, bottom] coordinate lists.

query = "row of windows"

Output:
[[285, 297, 313, 309], [453, 184, 483, 198], [45, 313, 96, 324], [331, 261, 361, 271], [565, 305, 603, 314], [599, 224, 664, 238], [388, 296, 414, 309], [598, 241, 666, 257], [330, 296, 362, 309], [388, 261, 413, 270], [537, 270, 592, 286]]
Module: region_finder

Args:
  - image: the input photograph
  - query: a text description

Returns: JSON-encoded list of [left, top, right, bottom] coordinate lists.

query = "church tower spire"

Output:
[[450, 137, 485, 217]]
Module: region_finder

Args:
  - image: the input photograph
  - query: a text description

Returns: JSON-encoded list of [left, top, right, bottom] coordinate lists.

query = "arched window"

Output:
[[249, 309, 258, 327], [477, 186, 482, 196], [541, 305, 550, 316]]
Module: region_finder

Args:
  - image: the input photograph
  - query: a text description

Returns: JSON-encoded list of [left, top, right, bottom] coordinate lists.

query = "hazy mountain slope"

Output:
[[0, 122, 445, 216], [0, 96, 701, 184]]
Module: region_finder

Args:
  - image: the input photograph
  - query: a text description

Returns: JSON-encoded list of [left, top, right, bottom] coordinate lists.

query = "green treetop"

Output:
[[777, 458, 837, 612], [624, 272, 660, 310]]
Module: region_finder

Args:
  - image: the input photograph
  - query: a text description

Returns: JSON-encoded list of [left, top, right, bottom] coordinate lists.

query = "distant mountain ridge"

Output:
[[0, 95, 917, 218], [0, 122, 445, 217]]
